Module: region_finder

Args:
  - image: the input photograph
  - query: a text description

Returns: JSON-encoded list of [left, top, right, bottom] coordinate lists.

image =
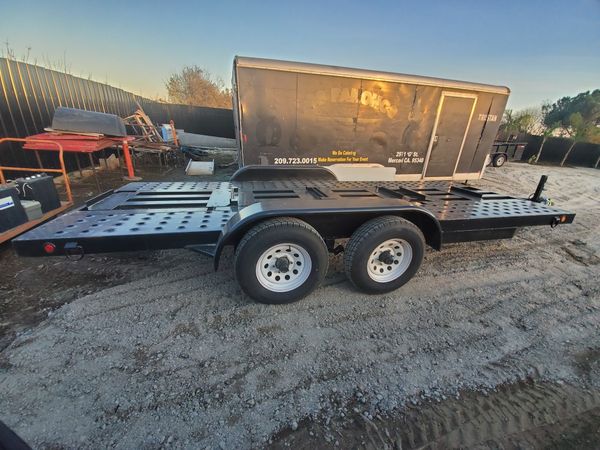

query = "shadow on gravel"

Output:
[[0, 247, 163, 351], [269, 380, 600, 449], [0, 156, 238, 352]]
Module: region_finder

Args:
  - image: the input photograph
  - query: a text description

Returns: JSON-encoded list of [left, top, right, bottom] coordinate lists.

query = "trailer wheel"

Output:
[[344, 216, 425, 294], [493, 154, 507, 167], [235, 218, 328, 304]]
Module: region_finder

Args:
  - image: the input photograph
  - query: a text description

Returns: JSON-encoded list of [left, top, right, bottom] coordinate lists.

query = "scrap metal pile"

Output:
[[16, 105, 236, 184], [36, 105, 184, 171], [123, 106, 182, 167]]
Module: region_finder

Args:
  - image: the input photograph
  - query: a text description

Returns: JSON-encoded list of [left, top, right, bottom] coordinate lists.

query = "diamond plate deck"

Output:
[[13, 179, 575, 256]]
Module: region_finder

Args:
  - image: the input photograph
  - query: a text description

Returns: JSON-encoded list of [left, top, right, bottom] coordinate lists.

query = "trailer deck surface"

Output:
[[13, 179, 575, 257]]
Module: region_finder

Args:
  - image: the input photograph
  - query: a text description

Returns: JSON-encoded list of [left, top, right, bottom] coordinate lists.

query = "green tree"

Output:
[[543, 89, 600, 131], [532, 102, 559, 163], [166, 66, 231, 108], [500, 109, 517, 135], [542, 90, 600, 166], [500, 108, 539, 136], [559, 111, 600, 165]]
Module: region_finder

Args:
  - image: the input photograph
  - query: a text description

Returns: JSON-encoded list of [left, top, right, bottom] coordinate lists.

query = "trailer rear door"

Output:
[[424, 93, 477, 178]]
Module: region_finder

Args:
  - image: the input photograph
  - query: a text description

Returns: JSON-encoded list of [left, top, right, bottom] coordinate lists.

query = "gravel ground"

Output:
[[0, 162, 599, 449]]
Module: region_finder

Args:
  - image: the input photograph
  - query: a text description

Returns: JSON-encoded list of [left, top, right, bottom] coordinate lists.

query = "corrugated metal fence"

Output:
[[0, 57, 234, 169]]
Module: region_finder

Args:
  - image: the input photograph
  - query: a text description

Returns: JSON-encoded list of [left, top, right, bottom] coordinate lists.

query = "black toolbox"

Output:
[[16, 174, 61, 213], [0, 184, 28, 233]]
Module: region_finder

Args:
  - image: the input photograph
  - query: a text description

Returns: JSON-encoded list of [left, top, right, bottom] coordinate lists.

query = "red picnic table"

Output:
[[23, 132, 137, 191]]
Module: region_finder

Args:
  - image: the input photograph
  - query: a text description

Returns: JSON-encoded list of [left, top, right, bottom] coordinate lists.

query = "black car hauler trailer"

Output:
[[13, 166, 574, 304], [12, 57, 575, 304]]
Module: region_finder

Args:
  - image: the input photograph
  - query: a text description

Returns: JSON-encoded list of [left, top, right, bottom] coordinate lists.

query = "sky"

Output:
[[1, 0, 599, 110]]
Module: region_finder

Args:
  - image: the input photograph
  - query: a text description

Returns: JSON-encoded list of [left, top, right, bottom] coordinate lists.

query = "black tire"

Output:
[[493, 154, 507, 167], [344, 216, 425, 294], [234, 217, 329, 304]]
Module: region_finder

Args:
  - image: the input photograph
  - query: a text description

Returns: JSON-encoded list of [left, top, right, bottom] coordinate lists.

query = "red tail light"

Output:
[[43, 242, 56, 254]]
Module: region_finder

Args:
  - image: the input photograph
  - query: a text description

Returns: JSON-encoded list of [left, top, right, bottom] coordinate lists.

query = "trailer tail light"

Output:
[[43, 242, 56, 254], [560, 215, 567, 223]]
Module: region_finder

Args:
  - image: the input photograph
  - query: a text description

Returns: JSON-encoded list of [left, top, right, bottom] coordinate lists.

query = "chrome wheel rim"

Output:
[[256, 243, 312, 292], [367, 239, 413, 283]]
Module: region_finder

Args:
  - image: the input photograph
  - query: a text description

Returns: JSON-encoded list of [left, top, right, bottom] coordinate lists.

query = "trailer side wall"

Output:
[[233, 59, 509, 181]]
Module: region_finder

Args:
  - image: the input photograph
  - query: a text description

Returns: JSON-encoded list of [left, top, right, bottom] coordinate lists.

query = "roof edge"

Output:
[[234, 56, 510, 95]]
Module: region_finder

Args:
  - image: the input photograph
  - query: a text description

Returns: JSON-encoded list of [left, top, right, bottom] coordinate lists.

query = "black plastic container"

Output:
[[16, 174, 61, 213], [52, 107, 127, 137], [0, 184, 28, 233]]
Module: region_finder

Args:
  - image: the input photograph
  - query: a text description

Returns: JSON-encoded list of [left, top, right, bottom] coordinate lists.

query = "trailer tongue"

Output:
[[13, 170, 574, 304]]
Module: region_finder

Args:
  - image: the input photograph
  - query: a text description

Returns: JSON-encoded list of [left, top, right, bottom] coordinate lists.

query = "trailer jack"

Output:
[[531, 175, 548, 203]]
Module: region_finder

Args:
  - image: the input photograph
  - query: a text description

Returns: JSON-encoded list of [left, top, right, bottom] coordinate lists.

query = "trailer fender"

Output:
[[230, 164, 337, 182], [212, 203, 442, 270]]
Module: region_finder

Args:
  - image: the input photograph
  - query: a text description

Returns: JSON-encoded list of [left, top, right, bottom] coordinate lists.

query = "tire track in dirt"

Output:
[[270, 382, 600, 449]]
